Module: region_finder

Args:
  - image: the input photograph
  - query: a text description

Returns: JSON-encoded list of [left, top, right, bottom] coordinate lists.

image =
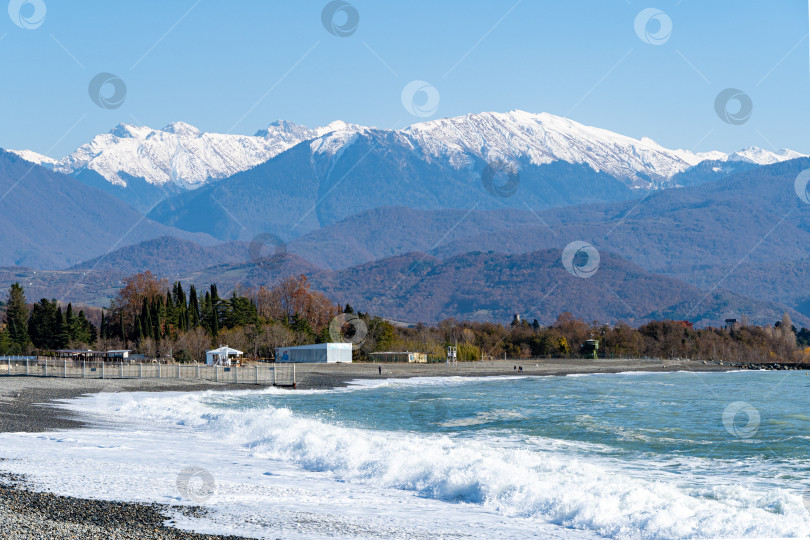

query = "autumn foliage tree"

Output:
[[109, 271, 168, 342]]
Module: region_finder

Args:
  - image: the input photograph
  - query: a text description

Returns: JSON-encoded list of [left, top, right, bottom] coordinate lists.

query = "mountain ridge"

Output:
[[10, 110, 804, 196]]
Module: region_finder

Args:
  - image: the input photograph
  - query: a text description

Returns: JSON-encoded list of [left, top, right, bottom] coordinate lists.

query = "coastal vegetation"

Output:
[[1, 274, 808, 365]]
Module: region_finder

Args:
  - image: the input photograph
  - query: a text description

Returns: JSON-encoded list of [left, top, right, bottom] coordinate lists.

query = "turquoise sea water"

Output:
[[2, 370, 809, 538]]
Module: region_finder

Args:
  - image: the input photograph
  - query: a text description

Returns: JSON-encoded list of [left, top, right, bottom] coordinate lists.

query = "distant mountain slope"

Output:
[[4, 149, 56, 168], [147, 132, 639, 241], [0, 151, 214, 269], [233, 250, 807, 327], [69, 236, 251, 276], [668, 258, 810, 318], [12, 247, 800, 328]]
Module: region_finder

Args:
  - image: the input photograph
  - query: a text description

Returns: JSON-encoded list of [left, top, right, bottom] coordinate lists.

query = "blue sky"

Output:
[[1, 0, 808, 158]]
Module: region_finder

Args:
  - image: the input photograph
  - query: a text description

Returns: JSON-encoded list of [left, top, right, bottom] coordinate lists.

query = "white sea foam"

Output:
[[0, 387, 807, 539]]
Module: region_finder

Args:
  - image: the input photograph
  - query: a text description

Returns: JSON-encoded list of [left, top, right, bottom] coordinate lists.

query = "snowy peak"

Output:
[[254, 120, 316, 140], [109, 123, 152, 139], [161, 121, 202, 137], [5, 149, 57, 169], [404, 110, 699, 187], [55, 121, 316, 189], [726, 146, 806, 166]]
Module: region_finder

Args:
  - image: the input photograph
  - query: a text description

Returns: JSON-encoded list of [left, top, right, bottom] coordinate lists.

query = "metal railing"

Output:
[[0, 358, 295, 387]]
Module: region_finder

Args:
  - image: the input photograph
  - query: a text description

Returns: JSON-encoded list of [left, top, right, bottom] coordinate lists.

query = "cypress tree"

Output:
[[65, 303, 75, 341], [189, 285, 200, 329], [136, 315, 144, 343], [210, 285, 220, 338], [100, 311, 107, 341]]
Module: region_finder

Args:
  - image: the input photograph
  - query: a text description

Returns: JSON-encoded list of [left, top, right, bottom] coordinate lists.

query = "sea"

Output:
[[0, 370, 809, 539]]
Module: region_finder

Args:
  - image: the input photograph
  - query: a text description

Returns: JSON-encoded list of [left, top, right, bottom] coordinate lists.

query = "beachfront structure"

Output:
[[369, 351, 427, 363], [205, 346, 243, 366], [54, 349, 131, 362], [275, 343, 352, 363]]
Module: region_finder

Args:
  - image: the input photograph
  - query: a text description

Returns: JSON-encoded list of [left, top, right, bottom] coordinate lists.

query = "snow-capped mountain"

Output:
[[726, 146, 806, 166], [14, 110, 805, 193], [6, 149, 57, 169], [403, 111, 705, 188], [52, 121, 346, 189], [308, 111, 805, 189]]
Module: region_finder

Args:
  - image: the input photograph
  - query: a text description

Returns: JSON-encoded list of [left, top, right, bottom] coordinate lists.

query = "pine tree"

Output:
[[0, 328, 12, 355], [5, 283, 29, 350], [54, 306, 69, 349]]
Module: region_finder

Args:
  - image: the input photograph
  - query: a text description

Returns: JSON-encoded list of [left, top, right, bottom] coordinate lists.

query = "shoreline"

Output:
[[0, 358, 738, 539], [0, 358, 736, 434]]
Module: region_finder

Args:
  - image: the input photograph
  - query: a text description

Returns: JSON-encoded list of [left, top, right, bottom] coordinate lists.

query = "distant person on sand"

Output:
[[519, 366, 523, 372], [378, 366, 382, 375], [513, 365, 517, 371]]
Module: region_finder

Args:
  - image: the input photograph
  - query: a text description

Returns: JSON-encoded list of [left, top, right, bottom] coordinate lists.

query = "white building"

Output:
[[275, 343, 352, 363], [205, 345, 243, 366]]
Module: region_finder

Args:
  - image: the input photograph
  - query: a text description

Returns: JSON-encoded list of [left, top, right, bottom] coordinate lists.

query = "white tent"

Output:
[[205, 345, 243, 366]]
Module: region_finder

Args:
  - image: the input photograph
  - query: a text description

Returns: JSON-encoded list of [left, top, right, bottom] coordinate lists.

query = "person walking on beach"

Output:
[[378, 366, 382, 375]]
